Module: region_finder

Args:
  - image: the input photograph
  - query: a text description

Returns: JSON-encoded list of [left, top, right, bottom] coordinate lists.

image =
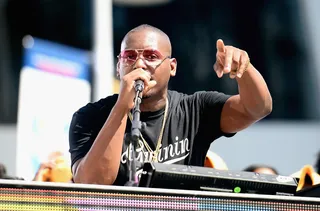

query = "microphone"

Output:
[[134, 80, 144, 93]]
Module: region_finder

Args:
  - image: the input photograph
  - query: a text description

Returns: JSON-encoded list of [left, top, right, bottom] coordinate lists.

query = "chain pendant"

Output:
[[152, 152, 158, 162]]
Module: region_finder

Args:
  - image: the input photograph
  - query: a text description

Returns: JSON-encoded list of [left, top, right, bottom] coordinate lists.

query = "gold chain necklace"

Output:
[[128, 98, 168, 162]]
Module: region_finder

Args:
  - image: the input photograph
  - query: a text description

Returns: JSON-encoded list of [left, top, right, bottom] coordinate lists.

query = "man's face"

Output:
[[254, 167, 277, 175], [117, 30, 176, 99]]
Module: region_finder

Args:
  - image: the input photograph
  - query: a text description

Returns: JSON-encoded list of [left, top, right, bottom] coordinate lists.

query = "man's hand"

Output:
[[32, 162, 55, 182], [214, 39, 272, 133], [117, 68, 157, 110], [213, 39, 250, 79]]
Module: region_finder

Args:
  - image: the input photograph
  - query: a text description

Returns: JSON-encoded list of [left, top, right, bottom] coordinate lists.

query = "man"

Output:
[[0, 162, 7, 179], [243, 164, 279, 175], [69, 24, 272, 186], [0, 162, 24, 180]]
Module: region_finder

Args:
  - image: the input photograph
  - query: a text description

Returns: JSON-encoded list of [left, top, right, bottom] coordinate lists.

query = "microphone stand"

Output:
[[125, 90, 144, 187]]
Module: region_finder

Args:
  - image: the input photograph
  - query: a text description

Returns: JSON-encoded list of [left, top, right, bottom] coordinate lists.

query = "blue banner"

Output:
[[23, 37, 91, 81]]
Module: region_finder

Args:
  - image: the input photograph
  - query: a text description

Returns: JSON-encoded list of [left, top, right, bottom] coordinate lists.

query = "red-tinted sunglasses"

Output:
[[117, 49, 170, 67]]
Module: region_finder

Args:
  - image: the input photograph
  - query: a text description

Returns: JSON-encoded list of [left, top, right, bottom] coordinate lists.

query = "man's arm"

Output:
[[71, 68, 155, 185], [73, 103, 128, 185], [214, 39, 272, 133], [220, 64, 272, 133]]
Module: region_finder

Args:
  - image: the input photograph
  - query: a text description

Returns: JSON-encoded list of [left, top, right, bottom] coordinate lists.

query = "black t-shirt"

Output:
[[69, 90, 235, 185]]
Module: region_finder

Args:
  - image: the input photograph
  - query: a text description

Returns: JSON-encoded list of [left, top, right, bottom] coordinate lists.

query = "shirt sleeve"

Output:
[[196, 91, 236, 142], [68, 105, 99, 170]]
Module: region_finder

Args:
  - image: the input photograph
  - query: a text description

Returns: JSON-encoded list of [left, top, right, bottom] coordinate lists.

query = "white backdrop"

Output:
[[15, 37, 91, 180]]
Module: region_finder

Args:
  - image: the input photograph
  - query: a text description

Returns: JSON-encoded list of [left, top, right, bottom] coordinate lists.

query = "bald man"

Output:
[[69, 24, 272, 186]]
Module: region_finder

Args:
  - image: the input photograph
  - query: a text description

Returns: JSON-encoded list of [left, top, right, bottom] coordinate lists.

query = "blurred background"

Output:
[[0, 0, 319, 180]]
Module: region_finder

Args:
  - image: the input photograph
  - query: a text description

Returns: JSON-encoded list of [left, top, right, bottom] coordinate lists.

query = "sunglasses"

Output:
[[117, 49, 170, 67]]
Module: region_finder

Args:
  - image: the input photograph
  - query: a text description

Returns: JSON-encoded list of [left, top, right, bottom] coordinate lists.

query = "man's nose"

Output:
[[133, 56, 147, 69]]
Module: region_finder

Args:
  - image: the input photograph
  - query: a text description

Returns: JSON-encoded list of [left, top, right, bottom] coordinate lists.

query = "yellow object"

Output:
[[50, 156, 72, 183], [291, 165, 320, 191], [204, 151, 228, 170]]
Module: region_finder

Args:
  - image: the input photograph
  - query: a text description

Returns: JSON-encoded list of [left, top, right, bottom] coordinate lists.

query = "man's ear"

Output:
[[169, 58, 177, 76], [116, 61, 120, 78]]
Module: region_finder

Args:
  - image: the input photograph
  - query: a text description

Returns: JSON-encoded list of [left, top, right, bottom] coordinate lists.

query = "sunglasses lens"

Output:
[[121, 50, 138, 63], [142, 50, 162, 60]]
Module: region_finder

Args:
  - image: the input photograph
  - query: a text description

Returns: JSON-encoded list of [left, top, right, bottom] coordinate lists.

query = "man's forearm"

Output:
[[75, 103, 129, 185], [236, 64, 272, 119]]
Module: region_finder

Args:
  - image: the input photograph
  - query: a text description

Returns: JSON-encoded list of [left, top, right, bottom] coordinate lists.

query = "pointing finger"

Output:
[[216, 39, 225, 53]]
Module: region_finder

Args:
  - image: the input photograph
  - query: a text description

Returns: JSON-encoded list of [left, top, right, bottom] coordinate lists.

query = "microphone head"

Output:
[[134, 80, 144, 92]]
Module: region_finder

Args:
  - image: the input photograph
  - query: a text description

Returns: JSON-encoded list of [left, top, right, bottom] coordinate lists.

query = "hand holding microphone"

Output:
[[117, 68, 157, 110], [132, 68, 157, 96]]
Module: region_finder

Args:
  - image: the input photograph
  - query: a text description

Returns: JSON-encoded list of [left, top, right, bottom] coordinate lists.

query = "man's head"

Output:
[[0, 163, 7, 178], [117, 24, 177, 99], [243, 164, 279, 175]]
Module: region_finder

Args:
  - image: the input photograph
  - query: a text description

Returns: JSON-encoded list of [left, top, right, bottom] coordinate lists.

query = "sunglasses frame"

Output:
[[117, 49, 171, 67]]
